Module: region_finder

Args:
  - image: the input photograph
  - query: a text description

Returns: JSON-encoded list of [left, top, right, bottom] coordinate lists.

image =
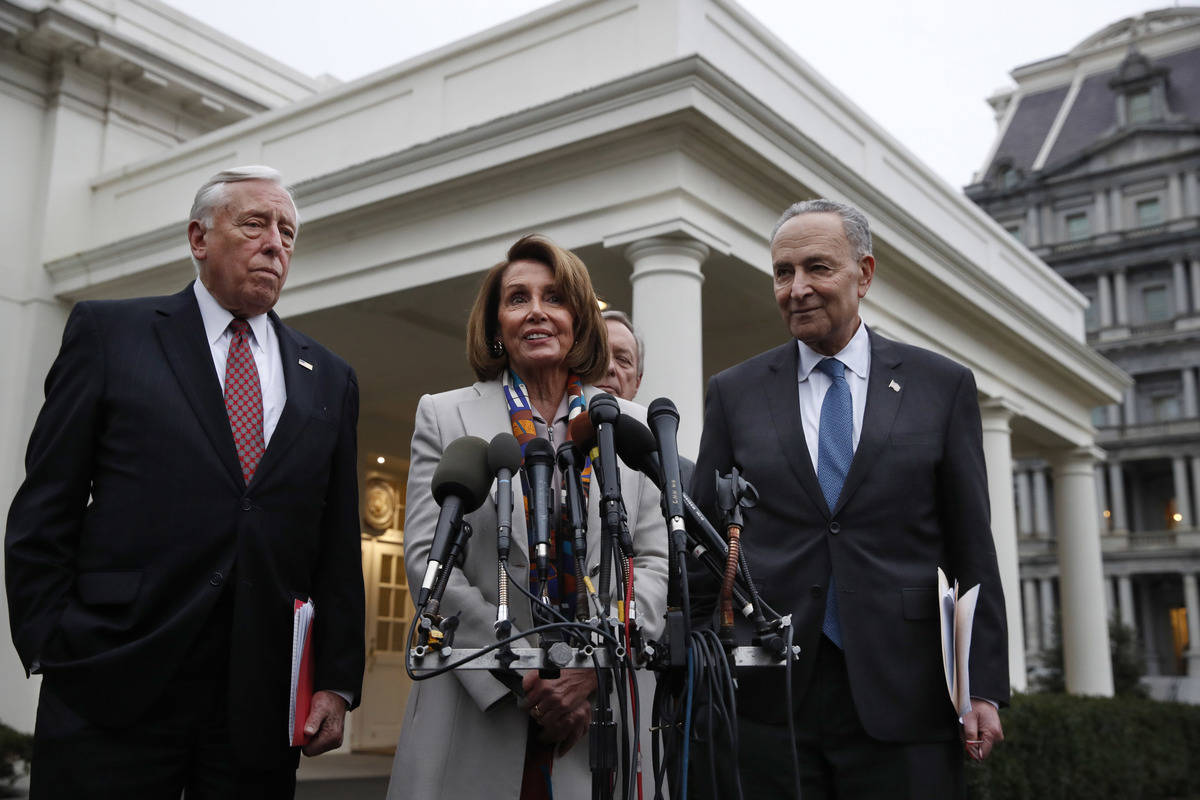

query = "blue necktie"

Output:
[[816, 357, 852, 648]]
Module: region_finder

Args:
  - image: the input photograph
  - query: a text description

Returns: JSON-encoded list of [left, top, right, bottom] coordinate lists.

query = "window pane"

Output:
[[1128, 89, 1152, 124], [1091, 407, 1107, 427], [1152, 395, 1181, 421], [1005, 225, 1022, 242], [1142, 286, 1169, 322], [380, 553, 392, 584], [377, 619, 391, 652], [1066, 212, 1090, 241], [378, 586, 392, 618], [1136, 198, 1162, 227]]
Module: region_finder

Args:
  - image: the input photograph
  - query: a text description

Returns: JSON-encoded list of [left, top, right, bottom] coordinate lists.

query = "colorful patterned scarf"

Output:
[[502, 369, 592, 620]]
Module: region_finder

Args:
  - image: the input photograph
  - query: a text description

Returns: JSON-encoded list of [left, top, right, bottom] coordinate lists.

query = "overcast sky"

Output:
[[162, 0, 1167, 188]]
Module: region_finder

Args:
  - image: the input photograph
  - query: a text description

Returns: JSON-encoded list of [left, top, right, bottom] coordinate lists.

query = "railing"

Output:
[[1096, 417, 1200, 443]]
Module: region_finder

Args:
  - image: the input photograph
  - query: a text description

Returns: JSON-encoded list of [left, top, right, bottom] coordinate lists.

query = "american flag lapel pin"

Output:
[[299, 358, 313, 371], [889, 379, 901, 392]]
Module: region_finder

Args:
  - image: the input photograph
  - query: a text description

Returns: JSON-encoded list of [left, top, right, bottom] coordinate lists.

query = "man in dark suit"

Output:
[[6, 166, 365, 798], [690, 199, 1007, 798]]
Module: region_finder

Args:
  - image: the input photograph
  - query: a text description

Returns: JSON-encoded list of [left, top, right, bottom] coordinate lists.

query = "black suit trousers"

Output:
[[30, 587, 298, 799], [688, 636, 964, 800]]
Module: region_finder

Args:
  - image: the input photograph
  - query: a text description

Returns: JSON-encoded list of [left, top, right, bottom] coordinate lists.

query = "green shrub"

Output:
[[966, 692, 1200, 799]]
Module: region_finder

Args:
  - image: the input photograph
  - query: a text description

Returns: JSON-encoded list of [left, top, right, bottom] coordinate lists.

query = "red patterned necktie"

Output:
[[224, 319, 265, 484]]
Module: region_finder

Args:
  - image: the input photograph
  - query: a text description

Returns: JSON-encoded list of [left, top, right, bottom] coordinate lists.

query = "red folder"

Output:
[[290, 598, 315, 746]]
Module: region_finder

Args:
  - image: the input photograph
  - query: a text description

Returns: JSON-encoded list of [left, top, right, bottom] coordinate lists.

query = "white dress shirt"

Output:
[[795, 320, 871, 470], [193, 280, 286, 444]]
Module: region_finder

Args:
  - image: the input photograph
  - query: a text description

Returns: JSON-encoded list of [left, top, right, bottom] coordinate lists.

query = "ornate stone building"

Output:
[[967, 7, 1200, 700]]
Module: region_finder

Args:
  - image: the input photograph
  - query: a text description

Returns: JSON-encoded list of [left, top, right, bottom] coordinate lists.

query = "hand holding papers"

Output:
[[290, 598, 315, 746], [937, 567, 978, 720]]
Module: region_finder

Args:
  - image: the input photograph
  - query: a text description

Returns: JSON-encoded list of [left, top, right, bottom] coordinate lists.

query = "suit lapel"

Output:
[[765, 342, 828, 517], [834, 329, 904, 515], [251, 316, 316, 488], [152, 286, 243, 488], [460, 382, 530, 563]]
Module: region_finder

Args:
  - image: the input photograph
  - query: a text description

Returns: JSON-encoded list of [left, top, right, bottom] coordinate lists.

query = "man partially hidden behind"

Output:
[[596, 309, 644, 402], [6, 166, 365, 798], [690, 199, 1007, 799]]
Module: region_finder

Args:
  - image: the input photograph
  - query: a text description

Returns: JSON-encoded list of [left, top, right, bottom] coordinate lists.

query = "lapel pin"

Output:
[[299, 358, 313, 371], [889, 379, 901, 393]]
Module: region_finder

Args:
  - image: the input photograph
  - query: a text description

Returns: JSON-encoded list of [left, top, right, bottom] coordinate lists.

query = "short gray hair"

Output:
[[601, 309, 644, 379], [770, 199, 872, 260], [188, 165, 298, 273]]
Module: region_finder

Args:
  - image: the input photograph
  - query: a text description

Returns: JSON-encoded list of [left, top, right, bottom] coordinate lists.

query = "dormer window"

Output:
[[991, 160, 1020, 191], [1109, 46, 1170, 127], [1127, 89, 1153, 123]]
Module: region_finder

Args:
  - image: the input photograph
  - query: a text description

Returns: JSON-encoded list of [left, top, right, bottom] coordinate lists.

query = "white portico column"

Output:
[[1191, 258, 1200, 313], [1050, 447, 1115, 695], [625, 238, 709, 456], [1117, 574, 1136, 630], [1038, 578, 1056, 652], [1032, 466, 1052, 538], [1173, 456, 1193, 528], [1184, 573, 1200, 675], [1113, 270, 1129, 326], [1015, 469, 1033, 536], [1097, 273, 1113, 328], [1108, 461, 1129, 533], [980, 400, 1025, 689], [1023, 579, 1040, 655]]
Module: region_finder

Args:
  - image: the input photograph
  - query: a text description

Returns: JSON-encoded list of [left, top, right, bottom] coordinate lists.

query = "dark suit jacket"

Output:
[[5, 284, 365, 766], [690, 328, 1008, 742]]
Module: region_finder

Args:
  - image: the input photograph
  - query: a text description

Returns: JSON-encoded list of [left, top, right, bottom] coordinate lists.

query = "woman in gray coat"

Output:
[[387, 234, 668, 799]]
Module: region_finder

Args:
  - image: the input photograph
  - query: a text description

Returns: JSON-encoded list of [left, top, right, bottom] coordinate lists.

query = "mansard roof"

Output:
[[974, 8, 1200, 187]]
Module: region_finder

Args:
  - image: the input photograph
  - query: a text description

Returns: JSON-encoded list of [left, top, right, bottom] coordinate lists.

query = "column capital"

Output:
[[979, 397, 1021, 430], [603, 218, 729, 257], [1049, 444, 1106, 475], [623, 237, 711, 268]]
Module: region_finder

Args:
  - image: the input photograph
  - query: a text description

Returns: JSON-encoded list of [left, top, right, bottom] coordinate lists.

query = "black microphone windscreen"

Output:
[[613, 415, 661, 482], [648, 396, 679, 422], [488, 433, 522, 475], [431, 436, 493, 511], [523, 437, 556, 467], [588, 392, 620, 426]]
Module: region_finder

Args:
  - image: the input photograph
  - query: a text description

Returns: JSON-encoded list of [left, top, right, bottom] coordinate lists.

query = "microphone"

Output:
[[647, 398, 690, 663], [612, 413, 662, 484], [588, 394, 630, 554], [418, 435, 493, 608], [523, 437, 556, 582], [647, 398, 686, 525], [556, 441, 587, 542], [488, 433, 523, 562], [557, 441, 589, 617]]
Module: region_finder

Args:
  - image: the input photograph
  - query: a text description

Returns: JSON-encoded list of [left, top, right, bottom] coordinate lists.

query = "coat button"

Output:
[[829, 521, 841, 535], [210, 571, 224, 587], [241, 499, 252, 511], [810, 585, 822, 598]]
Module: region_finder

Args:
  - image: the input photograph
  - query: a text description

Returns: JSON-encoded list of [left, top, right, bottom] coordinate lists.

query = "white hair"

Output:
[[770, 198, 872, 260], [188, 165, 298, 273]]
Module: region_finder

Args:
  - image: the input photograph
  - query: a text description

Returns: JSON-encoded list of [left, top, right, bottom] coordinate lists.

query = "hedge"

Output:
[[966, 692, 1200, 799]]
